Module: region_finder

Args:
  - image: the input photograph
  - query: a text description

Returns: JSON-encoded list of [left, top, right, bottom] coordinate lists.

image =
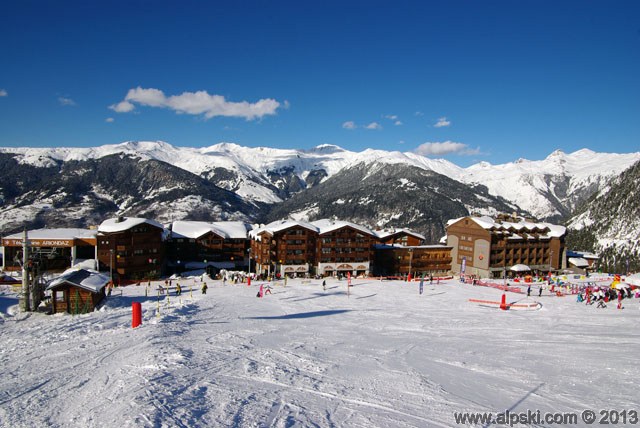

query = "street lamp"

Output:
[[247, 247, 252, 277], [109, 249, 114, 284], [408, 248, 413, 279]]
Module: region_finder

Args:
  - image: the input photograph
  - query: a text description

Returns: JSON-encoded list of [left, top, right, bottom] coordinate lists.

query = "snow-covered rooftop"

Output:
[[171, 220, 252, 240], [98, 217, 165, 234], [249, 220, 318, 240], [3, 228, 97, 241], [46, 268, 110, 293], [461, 216, 567, 238], [374, 227, 426, 241], [311, 219, 375, 236]]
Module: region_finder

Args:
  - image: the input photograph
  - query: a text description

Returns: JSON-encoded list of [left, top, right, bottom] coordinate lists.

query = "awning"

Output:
[[568, 257, 589, 268]]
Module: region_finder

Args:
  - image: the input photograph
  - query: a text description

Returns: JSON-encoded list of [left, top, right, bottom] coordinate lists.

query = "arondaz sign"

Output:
[[3, 239, 75, 248]]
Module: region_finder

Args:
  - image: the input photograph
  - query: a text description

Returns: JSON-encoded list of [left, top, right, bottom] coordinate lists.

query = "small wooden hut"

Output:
[[46, 269, 110, 314]]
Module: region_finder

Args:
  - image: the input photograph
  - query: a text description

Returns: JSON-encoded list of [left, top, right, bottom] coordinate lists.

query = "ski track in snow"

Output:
[[1, 278, 639, 427]]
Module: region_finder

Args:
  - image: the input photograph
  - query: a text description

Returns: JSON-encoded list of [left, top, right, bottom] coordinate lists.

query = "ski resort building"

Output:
[[96, 217, 166, 281], [376, 228, 426, 247], [312, 219, 378, 277], [166, 221, 253, 274], [250, 220, 318, 277], [1, 228, 98, 272], [249, 219, 434, 278], [446, 214, 566, 278], [373, 245, 453, 277]]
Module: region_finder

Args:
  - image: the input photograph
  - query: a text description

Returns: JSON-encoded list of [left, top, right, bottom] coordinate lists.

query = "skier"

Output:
[[527, 285, 531, 297], [322, 279, 326, 291], [617, 290, 623, 310], [538, 286, 543, 297], [201, 282, 208, 294], [175, 282, 182, 296]]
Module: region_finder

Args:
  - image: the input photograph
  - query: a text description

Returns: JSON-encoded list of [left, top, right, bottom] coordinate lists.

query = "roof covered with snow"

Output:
[[46, 268, 110, 293], [311, 219, 376, 236], [171, 221, 252, 240], [3, 228, 97, 241], [374, 227, 426, 241], [249, 220, 318, 240], [98, 217, 165, 234], [449, 215, 566, 239]]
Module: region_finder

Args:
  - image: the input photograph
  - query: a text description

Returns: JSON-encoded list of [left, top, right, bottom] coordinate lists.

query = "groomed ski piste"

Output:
[[1, 274, 638, 427]]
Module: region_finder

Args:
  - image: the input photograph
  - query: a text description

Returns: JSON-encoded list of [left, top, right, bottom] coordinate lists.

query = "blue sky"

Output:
[[1, 1, 639, 166]]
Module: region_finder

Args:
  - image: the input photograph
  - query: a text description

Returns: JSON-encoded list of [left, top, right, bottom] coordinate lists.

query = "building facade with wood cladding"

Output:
[[166, 220, 252, 273], [46, 268, 110, 314], [249, 219, 445, 278], [375, 228, 426, 247], [250, 220, 319, 277], [312, 219, 379, 277], [97, 217, 166, 281], [446, 214, 567, 278], [373, 245, 453, 277]]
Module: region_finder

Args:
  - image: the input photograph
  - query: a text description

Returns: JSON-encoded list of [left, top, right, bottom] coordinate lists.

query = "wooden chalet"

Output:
[[250, 220, 318, 277], [312, 219, 378, 277], [97, 217, 165, 281], [376, 228, 426, 247], [46, 269, 110, 314], [167, 221, 251, 273]]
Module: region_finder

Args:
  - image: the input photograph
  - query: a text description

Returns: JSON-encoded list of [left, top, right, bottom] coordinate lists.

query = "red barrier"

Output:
[[500, 293, 507, 310], [132, 302, 142, 328], [248, 277, 251, 286]]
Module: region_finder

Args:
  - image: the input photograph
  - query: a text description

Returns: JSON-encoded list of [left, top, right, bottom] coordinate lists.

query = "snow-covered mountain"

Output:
[[454, 149, 640, 221], [1, 141, 638, 240], [566, 159, 640, 272]]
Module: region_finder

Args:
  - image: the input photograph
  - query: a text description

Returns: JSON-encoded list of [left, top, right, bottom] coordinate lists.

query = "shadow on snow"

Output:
[[243, 309, 353, 320]]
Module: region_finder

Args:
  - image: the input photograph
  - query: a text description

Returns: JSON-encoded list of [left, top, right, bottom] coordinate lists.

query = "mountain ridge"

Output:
[[1, 141, 639, 247]]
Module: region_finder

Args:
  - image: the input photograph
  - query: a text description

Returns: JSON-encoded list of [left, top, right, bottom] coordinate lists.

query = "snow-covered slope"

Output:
[[1, 276, 638, 427]]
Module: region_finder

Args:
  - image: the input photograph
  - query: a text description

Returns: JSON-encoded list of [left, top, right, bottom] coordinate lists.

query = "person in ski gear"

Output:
[[201, 282, 208, 294], [175, 282, 182, 296]]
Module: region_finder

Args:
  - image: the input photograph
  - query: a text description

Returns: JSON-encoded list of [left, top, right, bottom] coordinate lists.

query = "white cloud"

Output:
[[58, 96, 76, 106], [0, 89, 7, 97], [342, 121, 357, 130], [414, 141, 479, 156], [383, 115, 402, 126], [105, 117, 115, 123], [110, 100, 135, 113], [109, 87, 281, 120], [415, 111, 424, 116], [434, 117, 451, 128], [365, 122, 382, 130]]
